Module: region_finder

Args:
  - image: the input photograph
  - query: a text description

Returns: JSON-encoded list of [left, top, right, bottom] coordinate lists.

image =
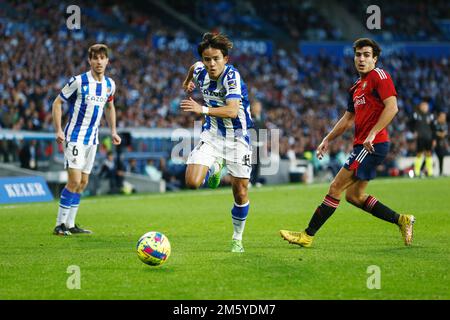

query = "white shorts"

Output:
[[187, 131, 252, 179], [64, 142, 98, 174]]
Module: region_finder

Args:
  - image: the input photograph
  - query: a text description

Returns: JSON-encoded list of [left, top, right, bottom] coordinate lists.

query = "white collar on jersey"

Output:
[[87, 70, 105, 83]]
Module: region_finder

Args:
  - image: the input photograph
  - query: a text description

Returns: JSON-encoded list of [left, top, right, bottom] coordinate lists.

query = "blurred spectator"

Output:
[[145, 159, 163, 181], [327, 143, 346, 177], [99, 151, 116, 193], [1, 139, 17, 163], [114, 156, 126, 194], [341, 0, 449, 41], [97, 151, 128, 194], [126, 158, 140, 174], [160, 157, 185, 191], [18, 139, 38, 170]]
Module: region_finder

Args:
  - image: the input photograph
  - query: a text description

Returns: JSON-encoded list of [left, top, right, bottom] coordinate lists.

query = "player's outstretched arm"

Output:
[[52, 95, 65, 144], [105, 101, 121, 145], [316, 111, 354, 159], [182, 63, 197, 93], [363, 96, 398, 153], [180, 98, 239, 119]]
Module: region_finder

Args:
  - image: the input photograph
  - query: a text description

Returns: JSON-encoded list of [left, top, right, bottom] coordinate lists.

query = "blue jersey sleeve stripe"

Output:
[[59, 92, 68, 101]]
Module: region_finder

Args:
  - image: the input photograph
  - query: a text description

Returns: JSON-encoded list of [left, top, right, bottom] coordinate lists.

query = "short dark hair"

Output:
[[197, 32, 233, 57], [88, 43, 109, 60], [353, 38, 381, 58], [421, 96, 431, 103]]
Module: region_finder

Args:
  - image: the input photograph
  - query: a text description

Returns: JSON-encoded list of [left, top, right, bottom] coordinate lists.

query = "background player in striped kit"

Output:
[[180, 33, 253, 253], [280, 38, 415, 247], [52, 44, 121, 235]]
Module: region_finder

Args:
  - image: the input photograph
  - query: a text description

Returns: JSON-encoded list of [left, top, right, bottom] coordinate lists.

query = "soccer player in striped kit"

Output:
[[52, 44, 121, 235], [280, 38, 415, 247], [180, 33, 253, 253]]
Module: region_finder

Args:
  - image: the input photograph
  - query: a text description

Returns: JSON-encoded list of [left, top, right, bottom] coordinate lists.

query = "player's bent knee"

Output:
[[66, 180, 81, 192], [78, 180, 89, 192], [233, 189, 248, 204]]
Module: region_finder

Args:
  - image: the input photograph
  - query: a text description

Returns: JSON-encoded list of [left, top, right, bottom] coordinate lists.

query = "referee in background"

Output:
[[410, 99, 435, 177]]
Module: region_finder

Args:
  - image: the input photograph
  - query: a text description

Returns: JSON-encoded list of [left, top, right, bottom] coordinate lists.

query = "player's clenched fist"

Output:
[[316, 139, 329, 160], [55, 130, 65, 144], [112, 133, 121, 145]]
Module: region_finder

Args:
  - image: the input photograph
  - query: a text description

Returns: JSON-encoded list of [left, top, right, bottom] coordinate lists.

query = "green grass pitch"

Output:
[[1, 177, 449, 300]]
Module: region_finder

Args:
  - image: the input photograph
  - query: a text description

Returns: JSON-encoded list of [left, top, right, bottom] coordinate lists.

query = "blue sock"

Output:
[[56, 188, 75, 226], [231, 202, 250, 240], [67, 193, 81, 228], [71, 193, 81, 207]]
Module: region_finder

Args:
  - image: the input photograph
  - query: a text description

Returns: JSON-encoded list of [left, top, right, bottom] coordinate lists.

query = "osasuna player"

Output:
[[280, 38, 415, 247], [52, 44, 121, 235], [181, 33, 253, 253]]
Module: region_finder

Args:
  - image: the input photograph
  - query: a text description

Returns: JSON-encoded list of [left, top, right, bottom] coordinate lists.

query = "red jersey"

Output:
[[347, 67, 397, 145]]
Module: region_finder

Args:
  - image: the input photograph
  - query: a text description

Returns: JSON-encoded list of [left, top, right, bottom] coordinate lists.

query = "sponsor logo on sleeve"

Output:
[[227, 79, 237, 89]]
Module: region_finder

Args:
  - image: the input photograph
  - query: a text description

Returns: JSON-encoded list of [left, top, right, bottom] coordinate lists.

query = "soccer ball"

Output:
[[136, 231, 171, 266]]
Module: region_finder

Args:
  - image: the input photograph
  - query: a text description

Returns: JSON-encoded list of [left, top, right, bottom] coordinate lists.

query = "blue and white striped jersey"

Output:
[[192, 62, 253, 143], [59, 71, 116, 145]]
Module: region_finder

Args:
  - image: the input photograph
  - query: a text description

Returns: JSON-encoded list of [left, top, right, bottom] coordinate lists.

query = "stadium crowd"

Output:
[[341, 0, 450, 42], [1, 0, 449, 181]]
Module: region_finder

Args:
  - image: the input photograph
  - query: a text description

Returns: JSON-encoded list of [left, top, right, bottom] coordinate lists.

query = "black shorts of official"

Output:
[[416, 138, 433, 152], [343, 142, 389, 181], [435, 145, 447, 157]]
